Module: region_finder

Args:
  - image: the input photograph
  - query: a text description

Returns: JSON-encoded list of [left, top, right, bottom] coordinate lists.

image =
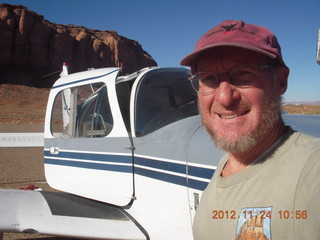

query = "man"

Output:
[[181, 20, 320, 239]]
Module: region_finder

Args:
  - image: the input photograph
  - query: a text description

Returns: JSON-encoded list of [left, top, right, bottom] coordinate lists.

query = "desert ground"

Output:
[[0, 84, 319, 239]]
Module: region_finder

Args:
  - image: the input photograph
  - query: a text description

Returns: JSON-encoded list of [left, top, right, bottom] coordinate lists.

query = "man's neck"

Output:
[[221, 120, 286, 177]]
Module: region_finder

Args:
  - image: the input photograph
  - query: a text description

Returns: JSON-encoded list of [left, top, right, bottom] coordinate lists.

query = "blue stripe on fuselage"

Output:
[[44, 150, 214, 191]]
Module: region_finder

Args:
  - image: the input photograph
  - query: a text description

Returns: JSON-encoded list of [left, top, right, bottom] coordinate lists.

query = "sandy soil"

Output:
[[283, 104, 320, 115], [0, 85, 49, 125]]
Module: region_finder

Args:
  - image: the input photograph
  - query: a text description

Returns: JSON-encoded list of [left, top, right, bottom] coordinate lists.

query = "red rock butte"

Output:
[[0, 3, 157, 87]]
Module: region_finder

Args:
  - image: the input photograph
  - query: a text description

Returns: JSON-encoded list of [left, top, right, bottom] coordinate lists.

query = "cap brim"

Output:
[[180, 42, 277, 67]]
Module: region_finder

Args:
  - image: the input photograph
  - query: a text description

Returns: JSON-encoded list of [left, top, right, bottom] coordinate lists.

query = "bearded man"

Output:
[[181, 20, 320, 240]]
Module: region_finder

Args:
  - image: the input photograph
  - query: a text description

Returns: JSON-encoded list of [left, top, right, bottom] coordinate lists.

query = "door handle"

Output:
[[49, 147, 60, 154], [194, 193, 200, 211]]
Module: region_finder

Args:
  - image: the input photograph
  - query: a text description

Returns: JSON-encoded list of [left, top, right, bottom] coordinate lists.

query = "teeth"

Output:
[[219, 111, 247, 119], [221, 114, 239, 119]]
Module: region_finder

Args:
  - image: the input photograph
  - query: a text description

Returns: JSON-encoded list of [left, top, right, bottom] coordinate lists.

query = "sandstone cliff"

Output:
[[0, 4, 157, 87]]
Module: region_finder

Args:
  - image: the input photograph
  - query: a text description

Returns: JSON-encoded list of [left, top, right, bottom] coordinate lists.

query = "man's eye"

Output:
[[231, 71, 256, 86]]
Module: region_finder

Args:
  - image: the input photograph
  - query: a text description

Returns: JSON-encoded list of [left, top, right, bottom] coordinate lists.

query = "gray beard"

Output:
[[201, 95, 282, 154]]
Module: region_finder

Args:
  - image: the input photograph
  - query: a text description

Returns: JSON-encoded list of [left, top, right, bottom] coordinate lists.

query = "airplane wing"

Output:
[[0, 189, 147, 239], [0, 133, 44, 147]]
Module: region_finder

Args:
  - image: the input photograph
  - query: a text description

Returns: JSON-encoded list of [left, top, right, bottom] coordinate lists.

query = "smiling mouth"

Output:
[[218, 110, 249, 119]]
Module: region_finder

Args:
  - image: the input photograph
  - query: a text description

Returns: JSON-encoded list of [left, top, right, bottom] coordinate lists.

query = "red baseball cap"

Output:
[[180, 20, 286, 69]]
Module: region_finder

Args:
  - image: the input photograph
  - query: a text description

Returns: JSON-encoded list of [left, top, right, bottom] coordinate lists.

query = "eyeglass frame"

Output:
[[189, 64, 277, 95]]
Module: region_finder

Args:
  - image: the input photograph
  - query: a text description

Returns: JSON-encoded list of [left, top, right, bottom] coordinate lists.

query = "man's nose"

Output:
[[214, 78, 241, 107]]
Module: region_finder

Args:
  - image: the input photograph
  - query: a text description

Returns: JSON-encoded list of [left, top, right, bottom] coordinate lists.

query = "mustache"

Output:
[[210, 101, 252, 115]]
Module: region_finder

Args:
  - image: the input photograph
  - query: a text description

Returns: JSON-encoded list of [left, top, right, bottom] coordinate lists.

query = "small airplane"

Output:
[[0, 64, 319, 239]]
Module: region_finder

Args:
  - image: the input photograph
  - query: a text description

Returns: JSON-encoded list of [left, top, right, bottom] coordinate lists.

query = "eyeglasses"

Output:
[[189, 64, 275, 95]]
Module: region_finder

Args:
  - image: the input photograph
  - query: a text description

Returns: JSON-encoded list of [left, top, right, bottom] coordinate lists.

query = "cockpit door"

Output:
[[44, 68, 134, 206]]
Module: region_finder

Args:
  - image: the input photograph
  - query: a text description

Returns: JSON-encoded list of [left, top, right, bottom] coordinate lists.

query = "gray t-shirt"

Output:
[[193, 127, 320, 240]]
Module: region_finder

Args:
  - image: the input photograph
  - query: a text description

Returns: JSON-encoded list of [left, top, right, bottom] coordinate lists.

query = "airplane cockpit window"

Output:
[[135, 68, 198, 137], [51, 83, 113, 138]]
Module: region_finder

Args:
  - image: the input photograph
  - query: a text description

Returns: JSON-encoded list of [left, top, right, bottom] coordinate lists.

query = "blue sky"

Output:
[[3, 0, 320, 102]]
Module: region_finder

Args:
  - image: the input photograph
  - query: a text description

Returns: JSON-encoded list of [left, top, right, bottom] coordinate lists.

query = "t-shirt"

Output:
[[193, 127, 320, 240]]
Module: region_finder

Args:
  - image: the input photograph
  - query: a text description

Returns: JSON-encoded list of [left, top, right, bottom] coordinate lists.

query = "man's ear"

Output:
[[277, 66, 289, 95]]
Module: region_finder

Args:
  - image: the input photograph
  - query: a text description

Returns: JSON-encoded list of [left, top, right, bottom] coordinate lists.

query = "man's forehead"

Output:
[[197, 47, 272, 70]]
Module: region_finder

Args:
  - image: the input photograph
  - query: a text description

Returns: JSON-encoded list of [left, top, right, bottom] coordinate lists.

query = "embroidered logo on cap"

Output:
[[221, 24, 237, 32], [207, 21, 254, 37]]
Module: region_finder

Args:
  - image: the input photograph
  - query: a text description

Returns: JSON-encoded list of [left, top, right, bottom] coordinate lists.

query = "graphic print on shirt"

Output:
[[236, 207, 272, 240]]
